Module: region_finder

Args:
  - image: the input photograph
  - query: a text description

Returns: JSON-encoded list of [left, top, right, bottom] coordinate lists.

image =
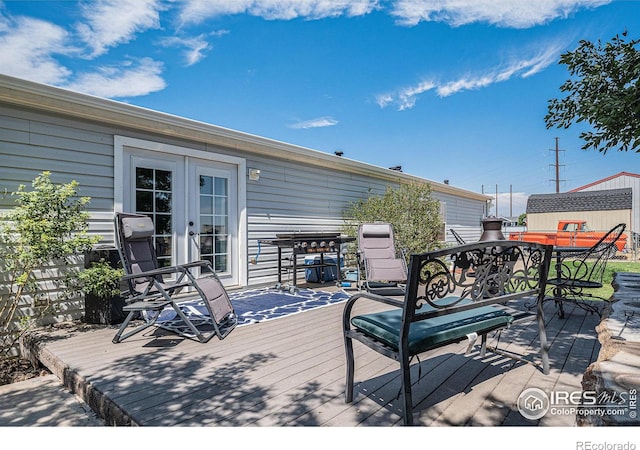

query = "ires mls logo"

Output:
[[517, 387, 638, 421], [517, 388, 550, 420]]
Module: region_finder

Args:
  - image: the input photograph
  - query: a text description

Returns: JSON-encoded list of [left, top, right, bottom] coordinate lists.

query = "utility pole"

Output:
[[550, 137, 565, 193], [509, 184, 512, 218]]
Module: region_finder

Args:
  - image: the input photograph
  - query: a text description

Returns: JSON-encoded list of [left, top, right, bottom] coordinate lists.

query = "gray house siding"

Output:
[[0, 75, 490, 327], [243, 152, 393, 284], [439, 192, 489, 242]]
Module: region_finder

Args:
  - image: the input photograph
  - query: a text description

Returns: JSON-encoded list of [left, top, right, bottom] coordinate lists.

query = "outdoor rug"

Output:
[[150, 288, 350, 332]]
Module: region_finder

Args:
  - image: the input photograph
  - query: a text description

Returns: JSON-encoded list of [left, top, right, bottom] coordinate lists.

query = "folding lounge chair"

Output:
[[357, 222, 408, 296], [112, 212, 237, 343]]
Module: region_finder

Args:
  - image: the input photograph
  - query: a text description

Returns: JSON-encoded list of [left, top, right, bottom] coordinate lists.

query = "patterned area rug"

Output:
[[152, 288, 350, 331]]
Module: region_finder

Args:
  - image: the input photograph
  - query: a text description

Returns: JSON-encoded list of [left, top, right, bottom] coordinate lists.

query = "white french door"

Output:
[[187, 160, 238, 284], [116, 136, 245, 287]]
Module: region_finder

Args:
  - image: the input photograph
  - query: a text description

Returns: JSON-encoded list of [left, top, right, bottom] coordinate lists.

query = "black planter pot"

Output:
[[84, 293, 126, 325], [83, 245, 126, 325]]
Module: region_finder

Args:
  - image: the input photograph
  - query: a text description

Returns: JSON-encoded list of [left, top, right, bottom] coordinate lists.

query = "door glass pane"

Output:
[[200, 196, 213, 215], [155, 192, 172, 212], [156, 170, 172, 191], [199, 175, 229, 274], [135, 166, 173, 269], [200, 176, 213, 195], [136, 191, 153, 212], [214, 177, 227, 195], [136, 168, 153, 189]]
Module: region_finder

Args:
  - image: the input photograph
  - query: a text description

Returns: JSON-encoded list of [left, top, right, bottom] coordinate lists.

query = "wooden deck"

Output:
[[26, 287, 602, 427]]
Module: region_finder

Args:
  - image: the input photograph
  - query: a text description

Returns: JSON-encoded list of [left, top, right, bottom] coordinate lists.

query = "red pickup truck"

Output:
[[508, 220, 627, 251]]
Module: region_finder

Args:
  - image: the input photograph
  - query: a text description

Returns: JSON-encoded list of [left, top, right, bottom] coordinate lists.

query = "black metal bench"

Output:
[[343, 240, 553, 425]]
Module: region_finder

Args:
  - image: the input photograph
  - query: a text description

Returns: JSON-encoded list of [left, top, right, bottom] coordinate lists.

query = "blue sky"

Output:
[[1, 0, 638, 217]]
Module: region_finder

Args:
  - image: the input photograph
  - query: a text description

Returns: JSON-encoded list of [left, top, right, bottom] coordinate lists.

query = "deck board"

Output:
[[26, 290, 602, 427]]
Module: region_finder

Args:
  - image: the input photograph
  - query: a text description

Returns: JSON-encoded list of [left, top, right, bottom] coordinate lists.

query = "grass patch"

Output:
[[598, 261, 640, 299]]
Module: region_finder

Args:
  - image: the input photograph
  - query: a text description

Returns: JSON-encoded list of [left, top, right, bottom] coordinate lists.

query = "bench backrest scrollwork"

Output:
[[402, 240, 554, 327]]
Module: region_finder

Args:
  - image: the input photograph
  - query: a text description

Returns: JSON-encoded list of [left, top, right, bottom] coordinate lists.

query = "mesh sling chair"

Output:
[[112, 212, 237, 343], [357, 223, 408, 296], [546, 223, 626, 318]]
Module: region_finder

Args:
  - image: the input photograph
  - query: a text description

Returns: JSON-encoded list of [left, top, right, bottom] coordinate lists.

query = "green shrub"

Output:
[[342, 183, 444, 261], [0, 171, 99, 356], [73, 261, 124, 299]]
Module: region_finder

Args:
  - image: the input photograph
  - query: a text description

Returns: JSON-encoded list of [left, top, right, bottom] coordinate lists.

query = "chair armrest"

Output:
[[121, 266, 183, 281], [343, 291, 404, 332], [176, 260, 211, 270]]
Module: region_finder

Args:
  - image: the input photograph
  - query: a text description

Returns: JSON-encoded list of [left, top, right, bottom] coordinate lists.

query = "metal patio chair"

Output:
[[112, 212, 237, 343], [546, 223, 626, 318], [356, 222, 408, 296]]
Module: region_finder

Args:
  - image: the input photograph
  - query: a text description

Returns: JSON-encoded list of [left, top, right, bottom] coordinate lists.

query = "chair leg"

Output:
[[537, 303, 550, 375], [480, 334, 488, 357], [170, 302, 205, 341], [344, 335, 355, 403], [399, 353, 414, 426], [113, 311, 156, 344], [555, 298, 566, 319]]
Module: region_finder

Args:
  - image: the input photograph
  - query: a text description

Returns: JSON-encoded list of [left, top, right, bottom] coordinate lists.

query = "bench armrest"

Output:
[[343, 291, 404, 332]]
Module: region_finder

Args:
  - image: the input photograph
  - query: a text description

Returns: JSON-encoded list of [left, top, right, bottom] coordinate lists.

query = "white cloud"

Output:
[[62, 58, 166, 98], [159, 33, 219, 66], [289, 116, 339, 129], [378, 43, 564, 110], [493, 191, 529, 218], [0, 4, 168, 98], [397, 79, 436, 110], [178, 0, 379, 25], [0, 15, 74, 85], [76, 0, 162, 57], [391, 0, 611, 28], [375, 93, 394, 108]]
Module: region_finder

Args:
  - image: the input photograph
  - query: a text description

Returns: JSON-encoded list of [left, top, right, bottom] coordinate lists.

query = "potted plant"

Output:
[[76, 259, 126, 325]]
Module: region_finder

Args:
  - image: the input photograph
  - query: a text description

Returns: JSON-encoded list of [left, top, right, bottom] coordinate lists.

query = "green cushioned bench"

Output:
[[351, 300, 513, 355], [343, 240, 553, 426]]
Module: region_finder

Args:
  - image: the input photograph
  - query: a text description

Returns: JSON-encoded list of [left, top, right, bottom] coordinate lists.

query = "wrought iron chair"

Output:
[[356, 222, 408, 296], [112, 212, 237, 343], [546, 223, 626, 318]]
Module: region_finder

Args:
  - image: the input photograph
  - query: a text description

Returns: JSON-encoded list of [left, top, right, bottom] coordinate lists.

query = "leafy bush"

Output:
[[0, 172, 99, 356], [342, 183, 444, 261], [72, 261, 124, 299]]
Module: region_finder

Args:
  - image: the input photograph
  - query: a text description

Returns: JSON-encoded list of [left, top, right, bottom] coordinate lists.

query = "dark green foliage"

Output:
[[546, 30, 640, 153], [70, 261, 123, 299]]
